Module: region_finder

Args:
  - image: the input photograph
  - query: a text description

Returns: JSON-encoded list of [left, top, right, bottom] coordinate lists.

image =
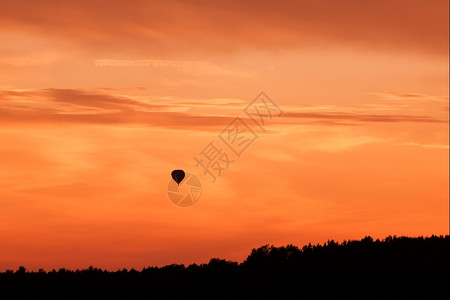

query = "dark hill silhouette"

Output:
[[1, 235, 449, 299]]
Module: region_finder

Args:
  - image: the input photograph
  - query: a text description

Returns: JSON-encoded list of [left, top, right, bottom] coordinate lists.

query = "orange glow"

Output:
[[0, 0, 448, 271]]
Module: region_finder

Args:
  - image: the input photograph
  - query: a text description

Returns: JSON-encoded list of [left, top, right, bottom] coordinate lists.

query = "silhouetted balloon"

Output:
[[171, 170, 185, 185]]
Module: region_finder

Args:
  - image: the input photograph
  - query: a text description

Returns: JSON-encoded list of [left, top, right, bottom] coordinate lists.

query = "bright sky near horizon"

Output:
[[0, 0, 448, 271]]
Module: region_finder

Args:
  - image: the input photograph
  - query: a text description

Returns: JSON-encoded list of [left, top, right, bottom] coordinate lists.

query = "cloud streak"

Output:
[[282, 111, 446, 124], [0, 88, 447, 131], [375, 92, 449, 103]]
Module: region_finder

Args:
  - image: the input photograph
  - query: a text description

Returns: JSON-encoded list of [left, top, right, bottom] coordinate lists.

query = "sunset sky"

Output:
[[0, 0, 448, 271]]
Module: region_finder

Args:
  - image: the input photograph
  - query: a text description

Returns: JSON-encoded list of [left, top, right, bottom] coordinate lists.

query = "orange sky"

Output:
[[0, 0, 448, 271]]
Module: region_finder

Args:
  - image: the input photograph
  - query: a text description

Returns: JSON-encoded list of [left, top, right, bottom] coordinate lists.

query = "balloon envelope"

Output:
[[171, 170, 185, 185]]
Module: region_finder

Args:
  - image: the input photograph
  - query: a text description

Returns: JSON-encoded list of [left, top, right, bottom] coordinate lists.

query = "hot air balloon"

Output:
[[171, 170, 185, 186]]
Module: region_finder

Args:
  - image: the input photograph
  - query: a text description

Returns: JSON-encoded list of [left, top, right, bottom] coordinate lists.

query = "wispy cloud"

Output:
[[94, 59, 253, 78], [0, 88, 239, 130], [282, 111, 446, 124], [399, 142, 449, 149], [373, 92, 449, 103], [1, 88, 447, 130]]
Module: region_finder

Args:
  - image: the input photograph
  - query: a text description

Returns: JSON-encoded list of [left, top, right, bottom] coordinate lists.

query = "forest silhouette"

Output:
[[1, 235, 449, 299]]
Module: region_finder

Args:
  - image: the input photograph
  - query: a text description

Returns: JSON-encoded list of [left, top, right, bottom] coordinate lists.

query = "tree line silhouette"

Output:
[[1, 235, 449, 299]]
